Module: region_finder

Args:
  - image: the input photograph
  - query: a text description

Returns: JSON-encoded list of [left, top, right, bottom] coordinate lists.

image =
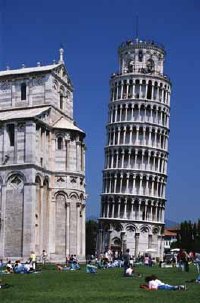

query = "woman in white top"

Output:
[[145, 275, 186, 290]]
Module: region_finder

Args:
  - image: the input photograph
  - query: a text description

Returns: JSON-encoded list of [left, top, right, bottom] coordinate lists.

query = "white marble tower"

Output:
[[98, 39, 171, 258]]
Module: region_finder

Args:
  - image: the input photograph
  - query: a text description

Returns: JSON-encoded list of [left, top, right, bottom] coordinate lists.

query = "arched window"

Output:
[[147, 81, 152, 100], [57, 137, 63, 150], [7, 124, 15, 146], [60, 88, 64, 110], [21, 83, 26, 100], [138, 50, 143, 62]]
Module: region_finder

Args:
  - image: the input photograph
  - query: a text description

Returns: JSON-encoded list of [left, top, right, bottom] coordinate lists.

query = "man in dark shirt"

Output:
[[123, 249, 130, 276]]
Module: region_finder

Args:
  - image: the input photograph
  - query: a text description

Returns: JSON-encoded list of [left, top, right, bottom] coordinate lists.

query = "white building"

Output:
[[98, 39, 171, 258], [0, 49, 86, 262]]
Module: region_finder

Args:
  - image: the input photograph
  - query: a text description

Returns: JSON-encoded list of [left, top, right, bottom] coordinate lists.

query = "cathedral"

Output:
[[0, 49, 86, 262], [98, 38, 171, 258]]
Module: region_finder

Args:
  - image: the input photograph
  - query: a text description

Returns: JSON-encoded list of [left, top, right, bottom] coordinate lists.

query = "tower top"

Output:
[[59, 47, 64, 64], [118, 39, 166, 56]]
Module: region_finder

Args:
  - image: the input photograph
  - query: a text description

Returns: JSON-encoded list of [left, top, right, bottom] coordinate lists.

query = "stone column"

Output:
[[123, 198, 127, 219], [136, 127, 139, 145], [23, 182, 36, 258], [126, 173, 130, 193], [128, 149, 131, 168], [119, 105, 123, 121], [133, 175, 136, 195], [125, 105, 128, 121], [131, 200, 134, 219], [114, 174, 117, 192], [135, 233, 140, 257], [117, 198, 121, 218], [121, 150, 125, 167], [81, 203, 86, 258], [76, 202, 81, 255], [0, 185, 6, 257], [49, 195, 56, 255], [25, 122, 36, 163], [119, 174, 123, 193], [112, 200, 115, 218], [111, 150, 114, 168], [138, 199, 141, 220], [113, 129, 116, 145], [117, 127, 120, 145], [123, 126, 126, 144], [106, 201, 110, 218], [129, 126, 133, 144]]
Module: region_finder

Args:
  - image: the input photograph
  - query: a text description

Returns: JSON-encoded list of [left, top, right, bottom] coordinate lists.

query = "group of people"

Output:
[[2, 247, 200, 292], [56, 254, 80, 271], [0, 250, 48, 275]]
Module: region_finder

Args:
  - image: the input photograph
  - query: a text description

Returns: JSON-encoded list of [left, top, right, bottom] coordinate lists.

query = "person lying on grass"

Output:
[[56, 264, 70, 271], [140, 275, 186, 290]]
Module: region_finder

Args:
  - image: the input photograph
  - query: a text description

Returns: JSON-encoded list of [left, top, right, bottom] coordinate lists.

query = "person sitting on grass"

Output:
[[124, 265, 142, 277], [5, 261, 13, 273], [70, 260, 80, 270], [141, 275, 186, 290], [14, 260, 24, 273], [24, 261, 33, 273], [86, 261, 97, 274]]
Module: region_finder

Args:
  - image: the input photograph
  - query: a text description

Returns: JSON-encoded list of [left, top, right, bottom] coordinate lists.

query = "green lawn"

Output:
[[0, 264, 200, 303]]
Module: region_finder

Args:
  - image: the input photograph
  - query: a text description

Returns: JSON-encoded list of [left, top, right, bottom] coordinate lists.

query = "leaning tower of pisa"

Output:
[[98, 39, 171, 258]]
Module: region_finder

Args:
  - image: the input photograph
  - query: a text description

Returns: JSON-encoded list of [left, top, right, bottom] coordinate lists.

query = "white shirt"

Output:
[[126, 267, 133, 276], [149, 279, 164, 289]]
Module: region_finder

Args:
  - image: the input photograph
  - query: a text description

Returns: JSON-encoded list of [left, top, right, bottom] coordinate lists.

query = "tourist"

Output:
[[0, 259, 3, 270], [144, 275, 186, 290], [30, 251, 36, 270], [24, 262, 32, 273], [123, 249, 130, 276], [86, 261, 97, 274], [56, 264, 70, 271], [125, 265, 134, 277], [177, 249, 189, 272], [6, 260, 13, 273], [144, 255, 149, 266], [14, 260, 24, 273], [41, 250, 48, 266]]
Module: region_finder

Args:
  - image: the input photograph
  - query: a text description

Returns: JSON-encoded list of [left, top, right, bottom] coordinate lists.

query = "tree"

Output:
[[176, 219, 200, 252], [86, 220, 98, 256]]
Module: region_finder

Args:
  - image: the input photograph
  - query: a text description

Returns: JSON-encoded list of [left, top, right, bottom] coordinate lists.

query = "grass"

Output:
[[1, 264, 200, 303]]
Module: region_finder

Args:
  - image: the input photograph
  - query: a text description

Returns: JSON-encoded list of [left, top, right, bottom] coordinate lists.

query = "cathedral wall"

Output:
[[0, 73, 73, 119], [0, 61, 86, 262]]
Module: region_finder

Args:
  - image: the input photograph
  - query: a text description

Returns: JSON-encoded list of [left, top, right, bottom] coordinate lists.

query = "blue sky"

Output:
[[0, 0, 200, 222]]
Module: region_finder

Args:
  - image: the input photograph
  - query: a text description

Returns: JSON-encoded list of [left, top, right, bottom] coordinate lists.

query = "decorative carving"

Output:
[[0, 82, 10, 91], [53, 79, 58, 90], [17, 123, 25, 130], [65, 133, 70, 140], [7, 174, 24, 189], [33, 77, 45, 86], [57, 177, 65, 183], [140, 226, 149, 233], [70, 177, 77, 183]]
